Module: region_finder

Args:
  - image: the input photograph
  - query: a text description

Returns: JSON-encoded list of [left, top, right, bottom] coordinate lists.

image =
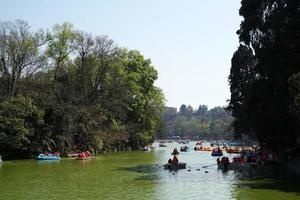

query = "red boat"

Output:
[[76, 151, 92, 160]]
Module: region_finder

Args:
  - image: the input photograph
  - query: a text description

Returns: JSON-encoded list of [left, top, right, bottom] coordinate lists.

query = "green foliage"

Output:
[[0, 21, 165, 158], [0, 97, 46, 151], [0, 20, 48, 98], [228, 0, 300, 151], [158, 105, 233, 138]]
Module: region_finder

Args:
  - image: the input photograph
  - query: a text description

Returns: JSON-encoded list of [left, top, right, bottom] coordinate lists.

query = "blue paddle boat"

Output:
[[211, 151, 223, 156], [36, 154, 61, 160]]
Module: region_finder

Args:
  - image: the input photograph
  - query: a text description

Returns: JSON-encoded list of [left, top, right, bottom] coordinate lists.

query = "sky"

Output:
[[1, 0, 242, 109]]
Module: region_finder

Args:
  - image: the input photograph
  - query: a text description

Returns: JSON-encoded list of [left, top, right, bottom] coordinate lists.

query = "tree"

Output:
[[195, 105, 208, 117], [228, 0, 300, 151], [178, 104, 187, 116], [0, 97, 46, 152], [0, 20, 47, 98], [0, 20, 166, 158], [158, 105, 233, 138]]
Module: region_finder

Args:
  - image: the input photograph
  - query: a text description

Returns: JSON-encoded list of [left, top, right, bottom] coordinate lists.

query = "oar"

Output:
[[202, 163, 217, 168]]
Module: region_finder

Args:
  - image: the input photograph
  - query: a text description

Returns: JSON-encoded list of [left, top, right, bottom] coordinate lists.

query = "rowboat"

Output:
[[164, 162, 187, 170], [142, 146, 152, 152], [211, 151, 223, 156], [159, 143, 167, 147]]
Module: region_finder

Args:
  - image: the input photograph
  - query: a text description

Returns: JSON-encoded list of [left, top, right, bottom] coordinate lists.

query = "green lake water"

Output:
[[0, 142, 299, 200]]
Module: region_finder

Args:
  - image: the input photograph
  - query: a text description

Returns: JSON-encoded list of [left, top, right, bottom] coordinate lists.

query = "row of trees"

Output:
[[0, 20, 164, 158], [157, 105, 233, 138], [227, 0, 300, 152]]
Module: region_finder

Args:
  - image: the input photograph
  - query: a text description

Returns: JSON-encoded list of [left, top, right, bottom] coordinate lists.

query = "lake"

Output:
[[0, 141, 299, 200]]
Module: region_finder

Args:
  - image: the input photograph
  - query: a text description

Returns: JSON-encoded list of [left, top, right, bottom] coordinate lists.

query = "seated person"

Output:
[[172, 156, 178, 165], [172, 148, 179, 155]]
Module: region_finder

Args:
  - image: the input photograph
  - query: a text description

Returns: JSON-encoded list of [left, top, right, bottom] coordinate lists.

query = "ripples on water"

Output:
[[0, 141, 299, 200]]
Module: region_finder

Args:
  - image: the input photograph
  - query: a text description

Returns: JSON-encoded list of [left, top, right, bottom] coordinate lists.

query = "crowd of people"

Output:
[[216, 148, 280, 169]]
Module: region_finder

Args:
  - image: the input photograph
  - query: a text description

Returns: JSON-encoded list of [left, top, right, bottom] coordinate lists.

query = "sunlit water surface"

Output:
[[0, 142, 299, 200]]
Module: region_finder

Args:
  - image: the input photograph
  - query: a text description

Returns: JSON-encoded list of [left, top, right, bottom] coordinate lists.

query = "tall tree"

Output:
[[228, 0, 300, 151], [0, 20, 47, 98]]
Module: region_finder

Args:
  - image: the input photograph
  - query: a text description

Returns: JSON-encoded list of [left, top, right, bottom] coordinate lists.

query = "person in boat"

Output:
[[221, 156, 225, 164], [168, 158, 172, 164], [216, 158, 221, 165], [232, 157, 238, 163], [85, 151, 91, 157], [172, 148, 179, 155], [223, 157, 230, 171], [78, 152, 86, 159], [172, 155, 178, 165]]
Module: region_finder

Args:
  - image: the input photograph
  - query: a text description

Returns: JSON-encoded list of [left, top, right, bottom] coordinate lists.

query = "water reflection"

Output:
[[117, 164, 162, 181], [78, 159, 92, 167]]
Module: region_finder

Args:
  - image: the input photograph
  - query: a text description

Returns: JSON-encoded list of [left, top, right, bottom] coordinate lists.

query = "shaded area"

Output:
[[234, 165, 300, 197], [116, 164, 162, 181]]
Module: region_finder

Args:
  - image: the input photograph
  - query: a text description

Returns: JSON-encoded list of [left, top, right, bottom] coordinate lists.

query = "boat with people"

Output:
[[194, 146, 203, 151], [211, 148, 223, 156], [159, 142, 167, 147], [67, 152, 79, 157], [76, 151, 92, 160], [178, 141, 189, 144], [142, 146, 152, 152], [199, 147, 215, 152], [216, 155, 259, 171], [36, 153, 61, 160], [180, 146, 190, 152], [164, 162, 187, 170], [165, 149, 186, 170], [226, 148, 241, 154]]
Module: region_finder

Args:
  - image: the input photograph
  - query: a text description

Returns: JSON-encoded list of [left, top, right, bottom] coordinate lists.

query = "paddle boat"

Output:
[[211, 149, 223, 156], [199, 147, 214, 152], [67, 152, 79, 157], [180, 146, 190, 152], [76, 151, 92, 160], [142, 146, 152, 152], [159, 142, 167, 147], [36, 153, 61, 160], [226, 148, 241, 154], [164, 162, 187, 170]]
